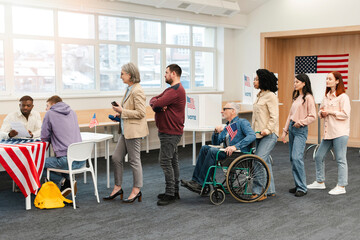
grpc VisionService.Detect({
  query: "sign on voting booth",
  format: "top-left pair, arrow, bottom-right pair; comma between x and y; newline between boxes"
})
185,94 -> 222,128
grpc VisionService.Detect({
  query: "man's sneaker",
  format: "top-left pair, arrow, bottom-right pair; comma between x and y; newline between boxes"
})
328,185 -> 346,195
184,181 -> 202,194
307,181 -> 326,189
180,179 -> 196,187
157,192 -> 180,200
157,195 -> 176,206
60,179 -> 77,197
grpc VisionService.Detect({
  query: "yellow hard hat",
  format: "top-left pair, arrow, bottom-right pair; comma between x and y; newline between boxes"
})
34,181 -> 72,209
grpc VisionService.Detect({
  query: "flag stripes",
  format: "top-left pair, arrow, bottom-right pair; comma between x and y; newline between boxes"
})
295,54 -> 349,88
0,141 -> 49,197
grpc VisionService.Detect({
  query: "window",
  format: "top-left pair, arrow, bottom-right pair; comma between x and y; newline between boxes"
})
0,41 -> 4,91
100,44 -> 130,91
99,16 -> 130,41
0,4 -> 217,97
58,11 -> 95,39
195,51 -> 214,87
62,44 -> 95,91
166,23 -> 190,46
12,6 -> 53,36
13,39 -> 55,93
135,20 -> 161,44
193,26 -> 215,47
166,48 -> 191,89
138,48 -> 161,88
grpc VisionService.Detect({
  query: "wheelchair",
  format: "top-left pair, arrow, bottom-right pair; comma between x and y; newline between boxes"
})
201,147 -> 271,205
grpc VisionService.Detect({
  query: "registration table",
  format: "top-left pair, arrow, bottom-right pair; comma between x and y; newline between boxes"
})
80,132 -> 113,188
0,139 -> 48,210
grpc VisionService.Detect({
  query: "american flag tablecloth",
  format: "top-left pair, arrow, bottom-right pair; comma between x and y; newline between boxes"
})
0,139 -> 49,197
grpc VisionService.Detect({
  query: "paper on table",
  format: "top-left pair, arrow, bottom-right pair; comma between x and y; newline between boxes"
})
10,122 -> 31,138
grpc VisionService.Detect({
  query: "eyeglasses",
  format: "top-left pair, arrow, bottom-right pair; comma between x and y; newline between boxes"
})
223,108 -> 233,111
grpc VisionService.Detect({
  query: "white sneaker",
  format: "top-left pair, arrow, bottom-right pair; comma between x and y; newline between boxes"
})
307,181 -> 326,189
328,185 -> 346,195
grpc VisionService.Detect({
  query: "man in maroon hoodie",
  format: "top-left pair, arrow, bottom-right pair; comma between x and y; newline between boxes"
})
150,64 -> 186,206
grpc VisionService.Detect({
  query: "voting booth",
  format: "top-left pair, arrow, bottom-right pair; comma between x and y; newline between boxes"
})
184,94 -> 222,128
184,94 -> 222,165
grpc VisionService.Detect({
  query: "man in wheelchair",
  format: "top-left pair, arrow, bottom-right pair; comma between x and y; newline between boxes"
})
181,102 -> 256,194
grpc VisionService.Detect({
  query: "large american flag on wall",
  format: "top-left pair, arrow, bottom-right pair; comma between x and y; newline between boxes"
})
0,140 -> 48,197
295,54 -> 349,88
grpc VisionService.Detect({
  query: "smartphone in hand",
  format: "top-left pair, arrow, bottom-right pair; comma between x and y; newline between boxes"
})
111,101 -> 119,106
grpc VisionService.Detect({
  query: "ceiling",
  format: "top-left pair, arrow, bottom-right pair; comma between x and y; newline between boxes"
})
108,0 -> 270,17
235,0 -> 269,14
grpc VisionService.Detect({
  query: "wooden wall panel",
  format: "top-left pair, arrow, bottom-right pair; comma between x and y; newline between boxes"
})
262,29 -> 360,147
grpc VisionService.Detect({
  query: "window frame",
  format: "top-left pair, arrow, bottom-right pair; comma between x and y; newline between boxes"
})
0,3 -> 218,99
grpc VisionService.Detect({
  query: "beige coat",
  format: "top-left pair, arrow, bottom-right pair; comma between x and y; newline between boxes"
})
252,90 -> 279,138
119,83 -> 149,139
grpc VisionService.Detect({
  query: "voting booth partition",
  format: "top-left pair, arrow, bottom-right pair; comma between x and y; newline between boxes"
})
184,94 -> 222,165
184,94 -> 222,129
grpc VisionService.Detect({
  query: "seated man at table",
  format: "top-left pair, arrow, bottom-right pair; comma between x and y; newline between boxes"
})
181,102 -> 256,193
41,95 -> 82,197
0,95 -> 41,139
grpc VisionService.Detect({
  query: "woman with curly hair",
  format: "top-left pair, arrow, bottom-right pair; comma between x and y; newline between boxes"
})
252,69 -> 279,201
281,73 -> 316,197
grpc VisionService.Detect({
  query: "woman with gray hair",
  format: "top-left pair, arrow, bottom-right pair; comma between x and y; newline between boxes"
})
103,62 -> 149,203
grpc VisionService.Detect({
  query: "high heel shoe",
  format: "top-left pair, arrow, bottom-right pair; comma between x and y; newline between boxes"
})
103,189 -> 123,200
123,191 -> 142,203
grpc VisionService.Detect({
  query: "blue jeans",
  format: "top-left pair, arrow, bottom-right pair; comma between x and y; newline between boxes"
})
192,145 -> 226,185
44,156 -> 85,185
254,133 -> 277,194
314,135 -> 349,186
288,121 -> 308,192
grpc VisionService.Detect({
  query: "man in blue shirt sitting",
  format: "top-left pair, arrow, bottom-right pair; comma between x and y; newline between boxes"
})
181,102 -> 256,193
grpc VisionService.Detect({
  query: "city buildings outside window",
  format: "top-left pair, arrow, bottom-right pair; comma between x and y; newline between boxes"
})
0,3 -> 217,96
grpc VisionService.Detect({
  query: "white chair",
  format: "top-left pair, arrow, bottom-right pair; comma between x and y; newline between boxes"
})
47,141 -> 100,209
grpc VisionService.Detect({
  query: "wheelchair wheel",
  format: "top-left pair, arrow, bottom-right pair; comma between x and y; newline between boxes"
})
209,189 -> 225,205
226,154 -> 270,203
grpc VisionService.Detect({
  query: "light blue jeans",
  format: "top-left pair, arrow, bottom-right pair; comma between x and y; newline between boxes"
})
288,121 -> 308,193
43,156 -> 85,185
314,135 -> 349,187
254,133 -> 277,195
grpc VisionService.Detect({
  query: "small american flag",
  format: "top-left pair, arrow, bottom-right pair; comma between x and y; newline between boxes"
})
187,96 -> 195,109
89,113 -> 99,128
244,75 -> 251,87
295,54 -> 349,88
226,123 -> 238,141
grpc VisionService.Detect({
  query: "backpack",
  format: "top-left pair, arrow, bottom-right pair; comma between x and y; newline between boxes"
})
34,181 -> 73,209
